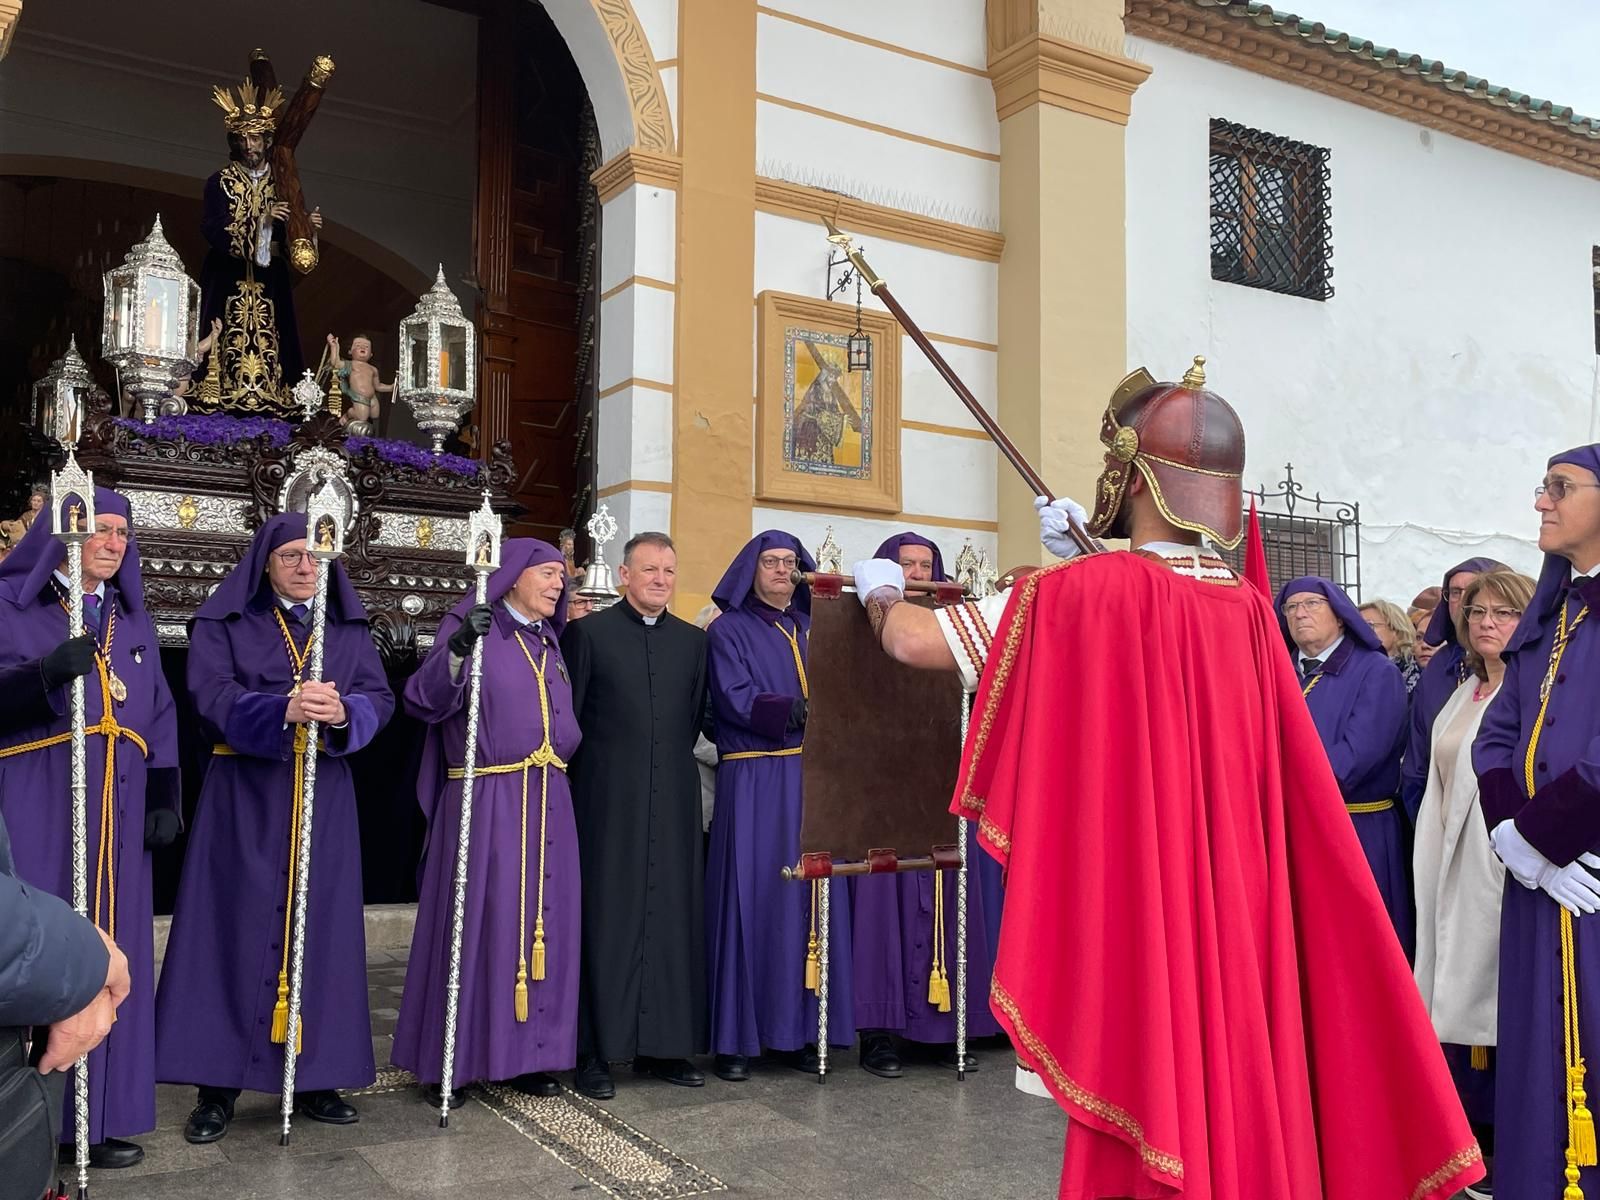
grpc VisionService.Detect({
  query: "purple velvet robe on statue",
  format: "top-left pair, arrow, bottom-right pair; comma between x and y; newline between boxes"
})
1276,576 -> 1412,957
155,514 -> 393,1094
850,533 -> 999,1042
0,490 -> 178,1143
1401,557 -> 1505,822
1474,445 -> 1600,1197
705,531 -> 855,1055
391,540 -> 581,1086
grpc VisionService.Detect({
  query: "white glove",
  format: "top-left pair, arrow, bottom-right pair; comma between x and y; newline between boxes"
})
1542,855 -> 1600,915
850,559 -> 905,607
1491,819 -> 1555,890
1035,495 -> 1090,561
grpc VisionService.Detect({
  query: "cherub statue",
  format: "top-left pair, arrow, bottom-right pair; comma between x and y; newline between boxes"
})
327,333 -> 393,435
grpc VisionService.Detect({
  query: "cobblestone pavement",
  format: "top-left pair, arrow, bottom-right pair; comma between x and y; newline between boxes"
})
89,949 -> 1067,1199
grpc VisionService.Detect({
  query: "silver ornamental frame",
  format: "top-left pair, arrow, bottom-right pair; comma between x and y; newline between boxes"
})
33,335 -> 97,447
101,215 -> 200,426
280,469 -> 349,1145
576,503 -> 619,609
397,266 -> 478,454
292,369 -> 326,424
51,454 -> 95,1199
438,492 -> 502,1125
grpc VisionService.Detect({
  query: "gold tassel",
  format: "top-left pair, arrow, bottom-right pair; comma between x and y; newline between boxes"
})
531,923 -> 547,982
1566,1153 -> 1585,1200
270,971 -> 289,1043
1471,1044 -> 1489,1071
1575,1065 -> 1598,1167
514,961 -> 529,1023
805,880 -> 820,992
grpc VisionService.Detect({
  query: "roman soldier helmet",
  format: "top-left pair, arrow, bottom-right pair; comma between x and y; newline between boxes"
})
1087,355 -> 1246,549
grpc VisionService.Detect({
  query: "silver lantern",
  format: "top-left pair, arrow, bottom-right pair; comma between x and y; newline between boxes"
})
32,335 -> 97,447
102,215 -> 201,425
397,265 -> 476,454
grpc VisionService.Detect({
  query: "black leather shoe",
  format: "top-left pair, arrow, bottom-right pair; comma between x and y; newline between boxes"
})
58,1138 -> 145,1169
771,1046 -> 821,1075
295,1089 -> 358,1125
423,1082 -> 468,1110
712,1054 -> 750,1082
183,1100 -> 232,1145
859,1032 -> 903,1079
636,1057 -> 704,1088
510,1071 -> 562,1098
574,1058 -> 615,1100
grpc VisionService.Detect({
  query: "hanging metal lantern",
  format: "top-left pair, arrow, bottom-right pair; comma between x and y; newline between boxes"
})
847,271 -> 872,373
397,265 -> 477,453
32,335 -> 97,447
101,215 -> 201,424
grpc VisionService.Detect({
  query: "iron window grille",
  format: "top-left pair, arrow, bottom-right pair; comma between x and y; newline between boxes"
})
1210,119 -> 1333,301
1219,463 -> 1361,599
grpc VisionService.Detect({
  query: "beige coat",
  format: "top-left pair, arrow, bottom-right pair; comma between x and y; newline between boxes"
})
1412,679 -> 1505,1046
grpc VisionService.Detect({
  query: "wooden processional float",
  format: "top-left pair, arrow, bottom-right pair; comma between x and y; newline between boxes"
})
787,223 -> 1102,1083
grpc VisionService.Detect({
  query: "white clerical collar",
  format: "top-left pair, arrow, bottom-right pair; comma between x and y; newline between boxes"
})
53,571 -> 106,601
502,599 -> 541,631
1299,634 -> 1343,669
642,614 -> 659,626
1572,564 -> 1600,582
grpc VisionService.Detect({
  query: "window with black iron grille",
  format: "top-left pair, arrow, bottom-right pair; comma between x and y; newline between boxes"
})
1218,465 -> 1361,599
1210,119 -> 1333,301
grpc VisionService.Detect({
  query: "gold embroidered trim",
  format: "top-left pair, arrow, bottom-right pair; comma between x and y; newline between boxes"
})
948,603 -> 987,680
978,811 -> 1010,852
992,978 -> 1184,1181
957,556 -> 1094,816
966,600 -> 994,652
1407,1144 -> 1484,1200
1137,450 -> 1244,480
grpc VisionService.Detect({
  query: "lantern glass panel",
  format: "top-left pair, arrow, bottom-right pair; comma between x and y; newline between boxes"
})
847,332 -> 872,373
144,276 -> 182,354
183,286 -> 200,358
442,324 -> 468,391
109,278 -> 135,353
406,320 -> 431,388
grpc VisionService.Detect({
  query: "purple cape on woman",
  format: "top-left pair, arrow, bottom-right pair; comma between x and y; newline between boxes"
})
1276,576 -> 1412,956
391,539 -> 582,1085
851,532 -> 999,1042
1473,445 -> 1600,1196
154,513 -> 393,1094
1401,557 -> 1505,820
705,531 -> 855,1054
0,489 -> 178,1142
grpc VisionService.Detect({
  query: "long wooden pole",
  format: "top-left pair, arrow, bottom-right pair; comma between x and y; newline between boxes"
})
823,218 -> 1101,557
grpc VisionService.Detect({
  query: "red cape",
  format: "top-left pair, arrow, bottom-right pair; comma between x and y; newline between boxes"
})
953,552 -> 1481,1200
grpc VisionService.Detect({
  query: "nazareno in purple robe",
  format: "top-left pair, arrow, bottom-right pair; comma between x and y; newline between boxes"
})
850,532 -> 999,1043
391,539 -> 582,1086
154,513 -> 393,1095
705,531 -> 855,1055
1276,576 -> 1412,958
0,489 -> 178,1143
1401,557 -> 1506,822
1473,443 -> 1600,1197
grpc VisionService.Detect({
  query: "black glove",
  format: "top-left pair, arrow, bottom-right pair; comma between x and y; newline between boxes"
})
786,697 -> 808,733
144,808 -> 181,850
40,636 -> 97,689
447,605 -> 494,657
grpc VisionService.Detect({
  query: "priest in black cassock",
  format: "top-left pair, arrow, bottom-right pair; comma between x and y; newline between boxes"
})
562,531 -> 708,1099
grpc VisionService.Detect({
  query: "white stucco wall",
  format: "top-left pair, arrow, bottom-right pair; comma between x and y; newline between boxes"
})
1125,37 -> 1598,602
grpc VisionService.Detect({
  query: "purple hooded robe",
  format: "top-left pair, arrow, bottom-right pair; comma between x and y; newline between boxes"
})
705,531 -> 855,1054
391,539 -> 582,1085
0,488 -> 178,1143
1473,444 -> 1600,1196
850,533 -> 999,1042
1401,557 -> 1506,822
1276,576 -> 1412,957
154,513 -> 393,1094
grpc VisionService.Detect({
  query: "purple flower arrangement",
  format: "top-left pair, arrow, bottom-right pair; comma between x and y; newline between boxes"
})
347,436 -> 483,481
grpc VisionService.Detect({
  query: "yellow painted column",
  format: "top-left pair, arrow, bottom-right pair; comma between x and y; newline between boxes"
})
987,0 -> 1150,568
671,1 -> 757,615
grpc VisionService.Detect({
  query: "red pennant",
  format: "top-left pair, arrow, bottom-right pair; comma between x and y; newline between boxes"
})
1243,498 -> 1271,596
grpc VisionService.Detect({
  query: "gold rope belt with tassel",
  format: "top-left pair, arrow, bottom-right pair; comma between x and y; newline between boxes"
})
770,617 -> 827,997
1525,599 -> 1593,1199
928,872 -> 951,1013
0,624 -> 149,941
442,631 -> 565,1022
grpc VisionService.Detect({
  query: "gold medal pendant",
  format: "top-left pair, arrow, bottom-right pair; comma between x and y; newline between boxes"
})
108,670 -> 129,705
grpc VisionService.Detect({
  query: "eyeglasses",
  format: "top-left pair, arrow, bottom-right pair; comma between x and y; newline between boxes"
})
272,550 -> 312,567
1464,605 -> 1523,626
758,555 -> 798,571
1536,478 -> 1600,502
1280,598 -> 1329,616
